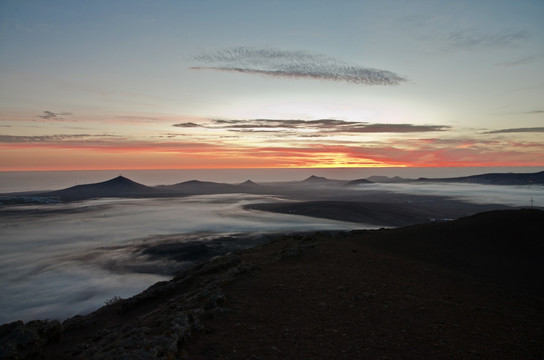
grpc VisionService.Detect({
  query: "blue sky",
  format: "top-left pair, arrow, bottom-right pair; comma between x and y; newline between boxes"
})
0,0 -> 543,170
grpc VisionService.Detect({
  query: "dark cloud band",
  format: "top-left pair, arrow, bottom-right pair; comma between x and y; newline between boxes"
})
483,127 -> 544,134
172,118 -> 449,133
191,47 -> 407,86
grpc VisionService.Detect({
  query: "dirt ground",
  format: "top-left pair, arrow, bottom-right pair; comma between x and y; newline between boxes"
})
185,213 -> 544,359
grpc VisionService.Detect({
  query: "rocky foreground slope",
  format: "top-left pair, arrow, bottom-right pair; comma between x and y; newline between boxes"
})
1,209 -> 543,359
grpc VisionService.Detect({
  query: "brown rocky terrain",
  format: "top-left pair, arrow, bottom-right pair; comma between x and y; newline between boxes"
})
1,209 -> 543,359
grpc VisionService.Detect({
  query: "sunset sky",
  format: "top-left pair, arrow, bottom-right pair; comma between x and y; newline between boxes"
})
0,0 -> 543,170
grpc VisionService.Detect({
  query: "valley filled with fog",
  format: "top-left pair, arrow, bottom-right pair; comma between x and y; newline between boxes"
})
352,182 -> 543,207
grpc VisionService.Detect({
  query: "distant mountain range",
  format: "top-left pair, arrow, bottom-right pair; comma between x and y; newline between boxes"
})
1,170 -> 541,203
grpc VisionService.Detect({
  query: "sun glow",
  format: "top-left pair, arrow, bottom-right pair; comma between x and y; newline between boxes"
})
4,138 -> 540,171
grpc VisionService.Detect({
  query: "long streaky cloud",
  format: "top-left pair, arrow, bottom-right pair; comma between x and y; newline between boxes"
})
447,30 -> 530,50
172,119 -> 449,133
483,127 -> 544,134
0,134 -> 117,143
344,123 -> 449,133
191,47 -> 407,86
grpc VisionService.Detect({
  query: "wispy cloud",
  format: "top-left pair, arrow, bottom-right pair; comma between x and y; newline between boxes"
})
341,123 -> 449,133
483,127 -> 544,134
116,115 -> 166,123
37,111 -> 73,121
447,29 -> 530,50
0,134 -> 118,143
495,55 -> 540,67
191,47 -> 407,86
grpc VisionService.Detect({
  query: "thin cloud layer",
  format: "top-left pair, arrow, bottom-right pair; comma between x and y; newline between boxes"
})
495,55 -> 540,67
483,127 -> 544,134
447,29 -> 530,50
191,47 -> 407,85
0,134 -> 113,143
2,131 -> 543,170
173,119 -> 448,133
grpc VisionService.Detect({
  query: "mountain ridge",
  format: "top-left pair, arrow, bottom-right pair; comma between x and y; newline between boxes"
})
11,169 -> 542,203
416,170 -> 544,185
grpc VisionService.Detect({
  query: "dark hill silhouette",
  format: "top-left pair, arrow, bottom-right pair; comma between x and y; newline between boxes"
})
345,178 -> 373,186
43,176 -> 164,201
301,175 -> 345,185
358,208 -> 544,297
366,175 -> 408,183
159,180 -> 239,194
302,175 -> 329,183
159,179 -> 265,195
418,170 -> 544,185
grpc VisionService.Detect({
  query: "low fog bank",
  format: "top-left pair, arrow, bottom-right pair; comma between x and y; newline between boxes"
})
0,194 -> 362,324
0,232 -> 280,324
349,182 -> 543,207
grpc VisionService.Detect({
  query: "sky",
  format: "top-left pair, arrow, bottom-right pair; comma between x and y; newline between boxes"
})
0,0 -> 543,171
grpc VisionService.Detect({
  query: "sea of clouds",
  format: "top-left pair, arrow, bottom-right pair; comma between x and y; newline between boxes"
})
0,194 -> 364,324
353,182 -> 543,207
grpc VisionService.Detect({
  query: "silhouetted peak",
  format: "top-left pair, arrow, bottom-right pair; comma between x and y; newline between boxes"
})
240,180 -> 259,186
105,175 -> 135,184
42,175 -> 158,201
182,180 -> 206,185
345,178 -> 373,186
98,176 -> 149,188
303,175 -> 329,183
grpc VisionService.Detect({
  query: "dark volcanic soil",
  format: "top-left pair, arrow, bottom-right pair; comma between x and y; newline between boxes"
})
186,210 -> 544,360
1,209 -> 543,360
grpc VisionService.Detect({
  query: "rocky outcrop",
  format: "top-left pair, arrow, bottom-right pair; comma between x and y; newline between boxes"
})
0,320 -> 62,360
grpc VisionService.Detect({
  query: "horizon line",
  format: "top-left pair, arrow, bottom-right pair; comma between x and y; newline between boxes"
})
3,165 -> 544,172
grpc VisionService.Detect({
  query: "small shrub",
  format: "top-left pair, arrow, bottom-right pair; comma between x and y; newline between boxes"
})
104,296 -> 123,306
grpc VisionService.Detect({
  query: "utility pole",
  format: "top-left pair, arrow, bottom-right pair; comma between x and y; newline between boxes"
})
530,197 -> 534,209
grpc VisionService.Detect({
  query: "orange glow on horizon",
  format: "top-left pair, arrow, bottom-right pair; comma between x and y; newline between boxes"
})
1,139 -> 543,171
